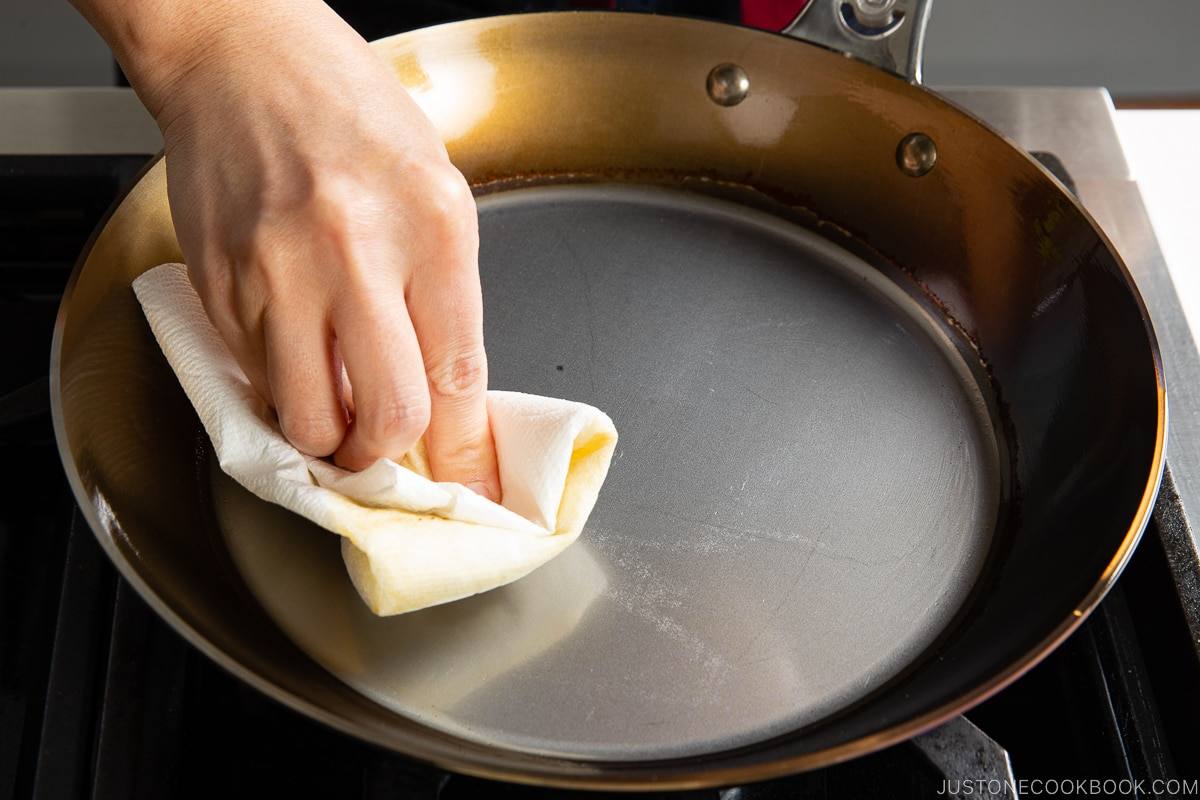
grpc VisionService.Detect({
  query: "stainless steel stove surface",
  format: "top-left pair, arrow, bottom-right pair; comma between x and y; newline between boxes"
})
2,87 -> 1199,798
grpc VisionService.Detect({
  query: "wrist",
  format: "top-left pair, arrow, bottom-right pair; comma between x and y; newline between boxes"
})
73,0 -> 309,121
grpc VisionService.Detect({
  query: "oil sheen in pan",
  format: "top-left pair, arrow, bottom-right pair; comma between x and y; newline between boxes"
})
213,184 -> 1002,761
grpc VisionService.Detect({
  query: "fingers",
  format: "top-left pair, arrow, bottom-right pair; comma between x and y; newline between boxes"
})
264,304 -> 347,457
405,170 -> 498,500
408,255 -> 499,502
332,291 -> 431,472
182,170 -> 499,502
187,261 -> 274,406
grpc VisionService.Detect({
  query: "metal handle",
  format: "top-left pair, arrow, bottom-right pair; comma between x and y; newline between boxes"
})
910,715 -> 1017,798
781,0 -> 932,83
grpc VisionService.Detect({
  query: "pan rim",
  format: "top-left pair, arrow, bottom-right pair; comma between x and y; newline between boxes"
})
49,12 -> 1167,790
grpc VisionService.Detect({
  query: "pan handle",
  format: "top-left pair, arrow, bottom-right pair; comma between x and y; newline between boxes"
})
780,0 -> 932,83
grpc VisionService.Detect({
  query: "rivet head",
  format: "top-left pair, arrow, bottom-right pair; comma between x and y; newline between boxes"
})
706,63 -> 750,107
852,0 -> 898,29
897,132 -> 937,177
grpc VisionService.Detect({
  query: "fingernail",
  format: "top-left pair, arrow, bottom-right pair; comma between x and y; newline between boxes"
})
465,480 -> 498,502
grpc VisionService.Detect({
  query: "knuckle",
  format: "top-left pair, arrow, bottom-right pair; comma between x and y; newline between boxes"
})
434,168 -> 475,208
309,175 -> 357,219
306,180 -> 394,269
420,168 -> 477,234
309,185 -> 365,244
281,174 -> 375,246
427,348 -> 487,402
279,410 -> 345,457
436,440 -> 494,481
362,390 -> 431,444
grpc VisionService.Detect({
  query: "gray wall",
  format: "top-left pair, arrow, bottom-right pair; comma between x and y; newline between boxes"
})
3,0 -> 1199,96
1,0 -> 113,86
923,0 -> 1200,95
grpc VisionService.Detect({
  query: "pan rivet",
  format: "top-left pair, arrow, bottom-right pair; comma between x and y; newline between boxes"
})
706,63 -> 750,107
897,132 -> 937,177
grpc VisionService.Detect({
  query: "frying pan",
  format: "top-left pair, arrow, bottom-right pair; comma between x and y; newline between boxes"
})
52,5 -> 1165,790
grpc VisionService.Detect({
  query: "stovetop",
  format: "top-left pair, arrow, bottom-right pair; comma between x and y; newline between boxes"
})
3,88 -> 1200,799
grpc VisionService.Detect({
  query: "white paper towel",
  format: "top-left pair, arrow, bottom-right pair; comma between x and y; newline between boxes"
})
132,263 -> 618,616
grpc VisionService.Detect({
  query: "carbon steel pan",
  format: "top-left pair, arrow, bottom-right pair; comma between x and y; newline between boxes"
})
215,185 -> 1000,759
53,12 -> 1164,788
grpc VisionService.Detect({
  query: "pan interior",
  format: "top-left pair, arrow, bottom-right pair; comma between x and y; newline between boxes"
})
213,184 -> 1001,761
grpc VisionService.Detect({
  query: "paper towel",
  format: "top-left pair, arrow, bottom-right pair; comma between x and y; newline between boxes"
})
132,262 -> 618,615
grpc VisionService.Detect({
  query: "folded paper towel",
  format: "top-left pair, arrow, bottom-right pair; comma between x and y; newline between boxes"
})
132,263 -> 618,616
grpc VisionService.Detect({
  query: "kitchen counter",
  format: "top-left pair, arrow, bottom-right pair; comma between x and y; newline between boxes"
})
0,88 -> 159,155
1116,110 -> 1200,344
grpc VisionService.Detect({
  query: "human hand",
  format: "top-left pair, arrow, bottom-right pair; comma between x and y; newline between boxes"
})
84,0 -> 500,498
